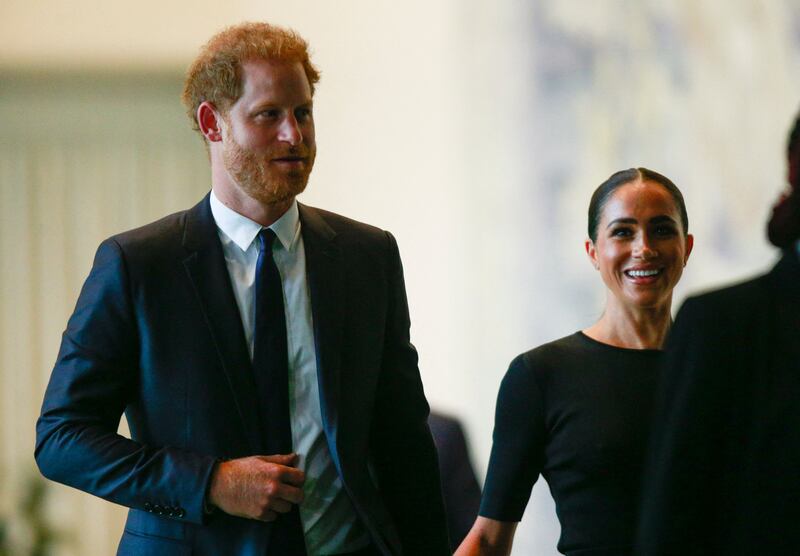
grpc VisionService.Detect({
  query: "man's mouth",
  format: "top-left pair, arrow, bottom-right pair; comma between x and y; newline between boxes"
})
271,156 -> 307,168
272,156 -> 305,162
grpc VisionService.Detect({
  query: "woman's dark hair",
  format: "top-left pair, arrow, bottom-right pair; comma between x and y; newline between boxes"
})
587,167 -> 689,242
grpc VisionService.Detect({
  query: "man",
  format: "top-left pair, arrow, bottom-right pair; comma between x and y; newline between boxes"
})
634,112 -> 800,555
35,22 -> 449,556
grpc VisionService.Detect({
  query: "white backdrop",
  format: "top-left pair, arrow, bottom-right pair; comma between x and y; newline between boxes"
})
2,1 -> 800,554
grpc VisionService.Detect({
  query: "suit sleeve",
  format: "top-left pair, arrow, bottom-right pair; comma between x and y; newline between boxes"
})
369,231 -> 450,555
35,238 -> 217,525
634,297 -> 734,556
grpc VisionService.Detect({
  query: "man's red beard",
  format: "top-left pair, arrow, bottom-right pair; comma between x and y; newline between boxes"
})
222,137 -> 315,205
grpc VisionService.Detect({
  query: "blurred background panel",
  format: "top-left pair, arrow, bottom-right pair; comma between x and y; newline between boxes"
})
1,1 -> 799,554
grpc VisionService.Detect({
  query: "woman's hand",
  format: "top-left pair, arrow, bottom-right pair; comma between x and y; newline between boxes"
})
455,516 -> 517,556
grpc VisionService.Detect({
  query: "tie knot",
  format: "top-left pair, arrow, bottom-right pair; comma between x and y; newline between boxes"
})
258,228 -> 277,253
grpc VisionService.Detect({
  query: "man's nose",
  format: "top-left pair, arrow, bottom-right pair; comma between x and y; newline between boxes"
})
278,115 -> 303,145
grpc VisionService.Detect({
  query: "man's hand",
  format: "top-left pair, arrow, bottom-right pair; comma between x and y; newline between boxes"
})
207,454 -> 305,522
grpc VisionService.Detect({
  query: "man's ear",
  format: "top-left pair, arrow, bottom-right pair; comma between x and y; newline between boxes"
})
585,238 -> 599,270
197,102 -> 223,142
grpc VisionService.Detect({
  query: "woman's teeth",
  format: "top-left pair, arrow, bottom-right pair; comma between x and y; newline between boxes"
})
625,269 -> 661,277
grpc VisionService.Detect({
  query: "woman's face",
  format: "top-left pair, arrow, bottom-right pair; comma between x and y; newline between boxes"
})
586,179 -> 693,311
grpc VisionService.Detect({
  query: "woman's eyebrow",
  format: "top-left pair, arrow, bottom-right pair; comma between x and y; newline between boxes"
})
606,217 -> 637,228
649,215 -> 677,224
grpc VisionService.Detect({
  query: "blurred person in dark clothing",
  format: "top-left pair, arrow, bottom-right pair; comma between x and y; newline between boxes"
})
429,411 -> 482,550
635,111 -> 800,556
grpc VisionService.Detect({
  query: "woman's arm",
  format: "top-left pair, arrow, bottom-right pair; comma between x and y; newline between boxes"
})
455,517 -> 517,556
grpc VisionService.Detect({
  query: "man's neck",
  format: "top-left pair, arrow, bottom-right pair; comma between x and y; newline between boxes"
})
212,184 -> 294,228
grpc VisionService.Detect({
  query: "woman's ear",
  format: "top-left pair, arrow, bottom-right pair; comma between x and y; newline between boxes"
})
683,234 -> 694,266
585,238 -> 599,270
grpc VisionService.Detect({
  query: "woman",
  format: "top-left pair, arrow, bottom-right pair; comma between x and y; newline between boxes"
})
456,168 -> 694,556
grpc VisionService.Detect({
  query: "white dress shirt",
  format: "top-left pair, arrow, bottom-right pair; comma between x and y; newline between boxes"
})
210,191 -> 370,555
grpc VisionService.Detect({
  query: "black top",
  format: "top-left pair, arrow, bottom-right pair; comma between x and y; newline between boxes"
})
480,332 -> 661,556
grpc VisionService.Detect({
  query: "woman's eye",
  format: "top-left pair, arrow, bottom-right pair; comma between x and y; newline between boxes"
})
655,226 -> 678,236
611,227 -> 632,237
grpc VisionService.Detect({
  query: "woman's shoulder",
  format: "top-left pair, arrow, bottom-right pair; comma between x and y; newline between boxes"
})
495,334 -> 587,409
507,332 -> 587,379
517,332 -> 587,364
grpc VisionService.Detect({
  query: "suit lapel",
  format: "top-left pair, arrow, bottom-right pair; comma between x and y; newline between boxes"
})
181,194 -> 266,453
299,204 -> 344,460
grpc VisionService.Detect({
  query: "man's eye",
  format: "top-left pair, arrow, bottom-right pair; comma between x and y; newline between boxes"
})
258,109 -> 280,119
296,108 -> 312,120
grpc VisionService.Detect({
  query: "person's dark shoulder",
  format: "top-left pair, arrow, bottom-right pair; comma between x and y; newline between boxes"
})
505,333 -> 585,391
111,208 -> 188,249
299,203 -> 397,266
669,270 -> 776,360
675,270 -> 773,341
84,200 -> 200,286
428,411 -> 461,438
300,203 -> 387,239
428,412 -> 466,454
683,271 -> 770,316
516,333 -> 585,375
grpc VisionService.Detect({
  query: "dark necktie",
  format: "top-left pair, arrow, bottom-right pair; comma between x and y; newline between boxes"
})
253,229 -> 306,555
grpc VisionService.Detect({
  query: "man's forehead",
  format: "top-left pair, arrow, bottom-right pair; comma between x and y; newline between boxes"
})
239,58 -> 311,97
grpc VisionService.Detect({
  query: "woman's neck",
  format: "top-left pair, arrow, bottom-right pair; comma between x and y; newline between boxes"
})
583,298 -> 673,350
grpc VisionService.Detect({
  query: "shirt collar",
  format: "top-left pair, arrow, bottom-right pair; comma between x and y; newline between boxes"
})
210,190 -> 301,253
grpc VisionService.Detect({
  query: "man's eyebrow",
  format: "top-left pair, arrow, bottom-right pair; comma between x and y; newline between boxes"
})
249,100 -> 314,111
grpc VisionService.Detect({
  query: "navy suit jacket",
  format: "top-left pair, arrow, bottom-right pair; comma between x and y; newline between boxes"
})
635,250 -> 800,555
35,195 -> 449,555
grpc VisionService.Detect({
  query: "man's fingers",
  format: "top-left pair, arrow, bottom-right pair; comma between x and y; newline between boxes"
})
270,499 -> 292,514
276,465 -> 305,487
209,455 -> 307,522
259,510 -> 278,522
275,483 -> 305,505
258,453 -> 298,466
